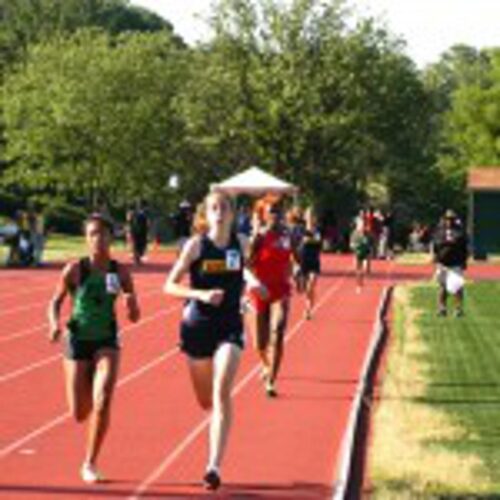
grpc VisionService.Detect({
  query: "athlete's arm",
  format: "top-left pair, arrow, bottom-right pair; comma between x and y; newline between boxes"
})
238,234 -> 268,300
47,262 -> 76,343
246,230 -> 263,270
118,264 -> 140,322
164,235 -> 223,306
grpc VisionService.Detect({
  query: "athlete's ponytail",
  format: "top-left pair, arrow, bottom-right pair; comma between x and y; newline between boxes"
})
192,202 -> 209,235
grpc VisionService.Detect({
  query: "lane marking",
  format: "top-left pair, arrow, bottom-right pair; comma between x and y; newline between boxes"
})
0,304 -> 180,383
130,276 -> 348,499
0,346 -> 180,458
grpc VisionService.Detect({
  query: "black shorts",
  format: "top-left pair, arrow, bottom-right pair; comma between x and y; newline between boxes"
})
180,315 -> 244,360
64,335 -> 120,361
300,259 -> 321,275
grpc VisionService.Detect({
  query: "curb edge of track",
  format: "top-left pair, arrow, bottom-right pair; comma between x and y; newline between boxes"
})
332,285 -> 393,500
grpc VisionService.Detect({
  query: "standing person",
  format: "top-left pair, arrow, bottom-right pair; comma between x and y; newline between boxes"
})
31,205 -> 46,266
171,200 -> 193,254
130,202 -> 149,265
297,207 -> 322,319
164,192 -> 266,491
48,213 -> 140,483
248,201 -> 295,398
432,209 -> 469,317
350,217 -> 371,293
286,206 -> 306,293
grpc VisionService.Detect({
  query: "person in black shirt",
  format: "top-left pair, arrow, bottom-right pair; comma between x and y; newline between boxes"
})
164,191 -> 266,491
129,203 -> 149,265
297,208 -> 322,319
432,210 -> 469,317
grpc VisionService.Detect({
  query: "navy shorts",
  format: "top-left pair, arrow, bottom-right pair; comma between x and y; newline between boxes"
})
64,335 -> 120,361
300,259 -> 321,275
180,314 -> 244,359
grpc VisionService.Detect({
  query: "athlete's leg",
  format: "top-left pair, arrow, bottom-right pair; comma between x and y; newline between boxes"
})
63,358 -> 93,423
268,297 -> 290,393
187,357 -> 214,410
251,305 -> 271,378
83,348 -> 120,470
355,257 -> 364,291
305,273 -> 318,318
207,343 -> 241,473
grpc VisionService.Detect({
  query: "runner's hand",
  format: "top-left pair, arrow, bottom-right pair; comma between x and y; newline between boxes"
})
254,284 -> 269,301
201,289 -> 225,306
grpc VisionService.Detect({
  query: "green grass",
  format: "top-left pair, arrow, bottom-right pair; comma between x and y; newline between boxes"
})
44,233 -> 128,261
395,252 -> 432,265
414,282 -> 500,483
1,233 -> 128,265
369,281 -> 500,498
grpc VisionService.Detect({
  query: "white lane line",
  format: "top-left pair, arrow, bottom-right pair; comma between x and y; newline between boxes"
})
0,287 -> 165,343
0,346 -> 180,458
129,276 -> 348,499
0,284 -> 163,318
0,304 -> 180,383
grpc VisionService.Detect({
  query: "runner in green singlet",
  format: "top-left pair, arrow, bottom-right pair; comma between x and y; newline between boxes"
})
350,217 -> 371,293
48,213 -> 140,484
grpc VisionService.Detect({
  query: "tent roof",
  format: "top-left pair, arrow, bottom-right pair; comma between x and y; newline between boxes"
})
210,166 -> 298,196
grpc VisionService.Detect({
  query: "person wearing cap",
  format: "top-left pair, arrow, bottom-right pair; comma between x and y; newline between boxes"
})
432,209 -> 469,317
48,213 -> 140,483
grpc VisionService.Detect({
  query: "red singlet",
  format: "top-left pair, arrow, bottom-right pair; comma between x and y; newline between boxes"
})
250,229 -> 292,312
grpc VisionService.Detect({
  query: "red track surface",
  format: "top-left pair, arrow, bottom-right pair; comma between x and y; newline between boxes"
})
1,253 -> 499,499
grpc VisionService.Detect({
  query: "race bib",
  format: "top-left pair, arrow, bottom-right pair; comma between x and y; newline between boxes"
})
226,249 -> 242,271
105,273 -> 121,294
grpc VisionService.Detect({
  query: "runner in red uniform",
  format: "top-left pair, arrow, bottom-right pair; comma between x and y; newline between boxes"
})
248,202 -> 296,397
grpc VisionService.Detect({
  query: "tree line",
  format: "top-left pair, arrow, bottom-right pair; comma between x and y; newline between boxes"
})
1,0 -> 499,232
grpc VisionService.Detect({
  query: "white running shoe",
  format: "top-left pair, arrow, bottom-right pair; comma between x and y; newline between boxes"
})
80,463 -> 104,484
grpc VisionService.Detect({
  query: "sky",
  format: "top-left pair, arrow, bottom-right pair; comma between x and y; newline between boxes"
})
131,0 -> 500,67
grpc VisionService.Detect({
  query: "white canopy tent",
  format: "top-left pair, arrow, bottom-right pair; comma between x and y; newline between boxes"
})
210,166 -> 298,197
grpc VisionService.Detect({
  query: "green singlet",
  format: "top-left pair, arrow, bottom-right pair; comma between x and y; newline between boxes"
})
67,258 -> 120,341
352,232 -> 371,260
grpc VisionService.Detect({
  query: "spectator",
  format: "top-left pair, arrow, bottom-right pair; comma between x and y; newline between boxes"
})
130,202 -> 149,265
171,200 -> 194,253
432,209 -> 469,317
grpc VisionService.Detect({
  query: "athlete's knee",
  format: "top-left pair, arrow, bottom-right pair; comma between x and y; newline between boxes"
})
212,393 -> 231,417
197,395 -> 212,411
93,391 -> 113,417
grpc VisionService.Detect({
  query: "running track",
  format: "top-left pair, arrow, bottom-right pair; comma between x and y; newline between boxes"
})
1,253 -> 499,499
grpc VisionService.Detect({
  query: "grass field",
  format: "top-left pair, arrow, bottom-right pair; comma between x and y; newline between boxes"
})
395,252 -> 432,265
1,233 -> 128,266
369,281 -> 500,498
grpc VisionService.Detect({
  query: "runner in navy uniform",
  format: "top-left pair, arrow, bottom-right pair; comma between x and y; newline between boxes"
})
297,208 -> 322,319
164,191 -> 266,491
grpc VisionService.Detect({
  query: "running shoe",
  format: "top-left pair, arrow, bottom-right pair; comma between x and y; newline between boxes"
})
203,469 -> 221,490
265,381 -> 277,398
80,463 -> 104,484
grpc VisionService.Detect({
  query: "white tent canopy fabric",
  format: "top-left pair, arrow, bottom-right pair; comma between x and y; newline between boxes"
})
210,166 -> 298,196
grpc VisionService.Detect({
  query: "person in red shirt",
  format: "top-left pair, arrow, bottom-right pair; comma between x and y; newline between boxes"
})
248,202 -> 296,397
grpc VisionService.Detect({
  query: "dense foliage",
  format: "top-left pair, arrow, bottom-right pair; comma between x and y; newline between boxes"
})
1,0 -> 498,228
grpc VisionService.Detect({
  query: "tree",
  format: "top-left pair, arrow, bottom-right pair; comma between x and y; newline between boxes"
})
177,0 -> 434,220
2,29 -> 186,209
423,46 -> 499,211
